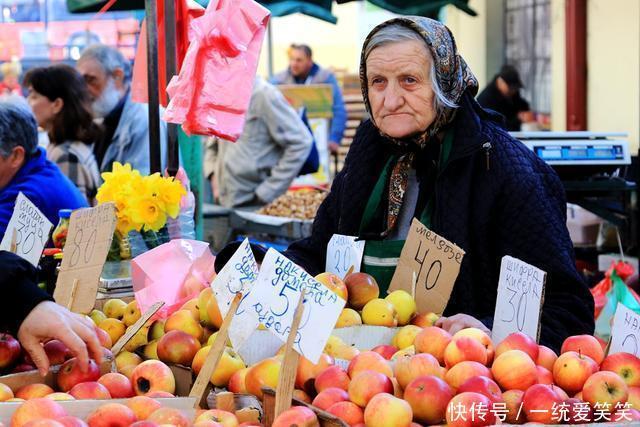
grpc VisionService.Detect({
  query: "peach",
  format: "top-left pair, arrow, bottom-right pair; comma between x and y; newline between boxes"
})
16,383 -> 55,400
403,375 -> 454,425
347,351 -> 392,379
10,398 -> 67,427
552,351 -> 598,394
245,357 -> 281,399
272,406 -> 318,427
157,330 -> 201,366
228,367 -> 249,394
364,393 -> 412,427
126,396 -> 162,420
179,298 -> 200,322
147,408 -> 191,427
146,391 -> 174,398
413,326 -> 452,365
445,361 -> 492,390
561,334 -> 605,365
393,353 -> 443,389
601,352 -> 640,387
312,387 -> 349,411
348,370 -> 393,408
315,365 -> 350,392
86,403 -> 136,427
98,372 -> 134,398
69,382 -> 111,400
536,345 -> 558,372
344,272 -> 379,310
326,401 -> 364,425
164,310 -> 203,341
491,349 -> 537,391
495,332 -> 539,361
444,337 -> 488,368
131,360 -> 176,396
56,358 -> 101,392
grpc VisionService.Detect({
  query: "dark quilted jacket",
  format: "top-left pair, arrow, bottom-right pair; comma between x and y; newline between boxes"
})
285,92 -> 595,352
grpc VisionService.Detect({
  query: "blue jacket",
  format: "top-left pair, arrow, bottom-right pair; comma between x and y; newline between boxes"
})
0,148 -> 87,236
271,63 -> 347,144
285,92 -> 594,352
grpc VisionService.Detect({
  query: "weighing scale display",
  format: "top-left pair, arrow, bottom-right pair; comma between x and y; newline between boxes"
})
534,145 -> 624,162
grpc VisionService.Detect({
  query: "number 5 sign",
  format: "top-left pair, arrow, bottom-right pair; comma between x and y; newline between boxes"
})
54,203 -> 117,313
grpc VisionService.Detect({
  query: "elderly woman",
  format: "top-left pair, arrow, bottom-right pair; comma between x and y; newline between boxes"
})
285,17 -> 594,351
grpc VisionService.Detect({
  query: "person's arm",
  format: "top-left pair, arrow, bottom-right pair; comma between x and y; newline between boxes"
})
326,74 -> 347,153
254,87 -> 313,204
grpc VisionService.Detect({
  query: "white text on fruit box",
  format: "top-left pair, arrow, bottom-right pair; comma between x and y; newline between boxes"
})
610,302 -> 640,356
243,248 -> 346,363
212,238 -> 260,349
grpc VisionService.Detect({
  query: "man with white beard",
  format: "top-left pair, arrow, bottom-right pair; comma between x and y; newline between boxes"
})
76,45 -> 167,174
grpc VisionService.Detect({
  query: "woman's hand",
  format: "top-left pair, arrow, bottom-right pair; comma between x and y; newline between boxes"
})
435,313 -> 491,336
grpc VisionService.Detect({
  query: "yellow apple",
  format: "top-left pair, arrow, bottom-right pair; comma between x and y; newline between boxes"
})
89,309 -> 107,326
123,301 -> 142,326
192,346 -> 246,387
361,299 -> 398,327
99,318 -> 126,344
103,299 -> 128,320
198,288 -> 214,327
391,325 -> 422,350
335,308 -> 362,328
115,351 -> 143,371
180,298 -> 200,322
165,309 -> 204,341
143,340 -> 159,360
149,320 -> 165,341
385,290 -> 416,326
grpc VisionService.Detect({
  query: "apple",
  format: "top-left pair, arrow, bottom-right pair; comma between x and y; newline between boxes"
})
364,393 -> 412,427
392,325 -> 422,349
56,358 -> 101,392
12,363 -> 36,373
326,401 -> 364,426
315,272 -> 348,301
453,328 -> 495,364
179,298 -> 200,322
146,391 -> 174,398
58,416 -> 89,427
126,396 -> 162,420
157,330 -> 201,366
22,420 -> 66,427
385,290 -> 417,326
43,340 -> 73,366
98,319 -> 126,344
296,353 -> 334,393
205,295 -> 224,330
131,360 -> 176,396
228,367 -> 250,394
129,423 -> 159,427
315,365 -> 350,392
370,345 -> 398,361
89,310 -> 107,326
347,351 -> 393,379
552,350 -> 598,394
10,398 -> 67,427
164,310 -> 204,341
0,382 -> 13,401
536,365 -> 554,385
335,308 -> 362,328
143,341 -> 159,360
115,351 -> 142,371
348,370 -> 394,408
46,393 -> 75,401
123,323 -> 151,353
0,333 -> 21,369
413,326 -> 452,365
272,406 -> 319,427
458,376 -> 503,403
69,382 -> 111,400
102,299 -> 127,320
444,337 -> 488,368
390,346 -> 415,361
16,383 -> 55,400
491,349 -> 537,391
393,353 -> 443,389
344,272 -> 379,309
582,370 -> 629,409
312,387 -> 349,411
601,352 -> 640,387
361,299 -> 398,327
195,409 -> 239,427
445,392 -> 497,427
445,361 -> 493,390
98,372 -> 134,398
293,389 -> 311,404
536,345 -> 557,372
123,300 -> 142,326
245,357 -> 281,399
192,346 -> 245,387
612,407 -> 640,422
523,384 -> 564,424
561,334 -> 605,365
410,312 -> 439,328
147,408 -> 191,427
86,403 -> 136,427
149,320 -> 166,341
565,397 -> 593,424
628,386 -> 640,409
403,375 -> 454,425
502,389 -> 525,424
495,332 -> 539,361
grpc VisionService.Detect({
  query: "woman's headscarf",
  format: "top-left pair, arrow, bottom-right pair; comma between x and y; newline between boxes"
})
360,17 -> 478,236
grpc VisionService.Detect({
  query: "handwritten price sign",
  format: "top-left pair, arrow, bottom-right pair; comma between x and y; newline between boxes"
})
492,256 -> 547,344
212,238 -> 260,349
242,249 -> 345,363
610,303 -> 640,357
0,192 -> 53,266
326,234 -> 365,278
54,203 -> 116,313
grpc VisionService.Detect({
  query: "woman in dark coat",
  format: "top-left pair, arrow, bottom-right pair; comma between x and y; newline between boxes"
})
284,17 -> 594,352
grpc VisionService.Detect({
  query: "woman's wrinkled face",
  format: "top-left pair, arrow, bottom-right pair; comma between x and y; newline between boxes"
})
366,40 -> 436,139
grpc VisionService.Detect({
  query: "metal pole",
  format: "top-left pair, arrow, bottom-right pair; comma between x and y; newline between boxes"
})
145,0 -> 161,174
164,0 -> 180,177
267,20 -> 274,79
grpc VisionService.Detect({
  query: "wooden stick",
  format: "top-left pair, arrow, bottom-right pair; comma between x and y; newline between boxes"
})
111,302 -> 165,355
66,279 -> 79,311
274,290 -> 306,419
190,292 -> 242,409
9,229 -> 17,254
344,265 -> 354,280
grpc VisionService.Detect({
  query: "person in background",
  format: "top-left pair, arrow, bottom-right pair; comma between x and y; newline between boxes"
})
205,77 -> 312,208
476,64 -> 533,131
24,65 -> 101,203
271,44 -> 347,154
1,251 -> 102,376
0,59 -> 22,97
0,102 -> 86,236
76,44 -> 167,174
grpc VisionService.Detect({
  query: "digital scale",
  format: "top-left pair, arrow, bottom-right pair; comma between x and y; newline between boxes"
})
511,131 -> 631,180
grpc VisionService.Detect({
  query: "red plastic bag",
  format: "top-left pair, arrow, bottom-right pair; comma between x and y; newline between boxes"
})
163,0 -> 270,140
592,260 -> 637,318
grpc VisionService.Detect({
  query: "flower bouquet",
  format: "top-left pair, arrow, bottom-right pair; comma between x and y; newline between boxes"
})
97,162 -> 187,260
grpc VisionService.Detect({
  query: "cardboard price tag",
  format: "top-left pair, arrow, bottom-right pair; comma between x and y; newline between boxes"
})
491,256 -> 547,345
609,303 -> 640,356
0,192 -> 53,266
211,238 -> 260,349
242,249 -> 346,363
388,218 -> 465,315
54,204 -> 117,314
326,234 -> 365,279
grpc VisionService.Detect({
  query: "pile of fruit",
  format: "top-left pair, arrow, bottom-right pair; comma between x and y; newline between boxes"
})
257,190 -> 327,220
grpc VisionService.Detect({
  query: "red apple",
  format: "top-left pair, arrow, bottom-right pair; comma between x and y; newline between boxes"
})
601,352 -> 640,387
413,327 -> 452,365
444,337 -> 488,368
523,384 -> 564,424
552,351 -> 598,394
344,273 -> 379,310
12,363 -> 36,373
43,340 -> 73,366
296,353 -> 334,393
69,382 -> 111,400
535,365 -> 553,385
10,398 -> 67,427
326,401 -> 364,426
131,360 -> 176,396
561,335 -> 605,365
312,387 -> 349,411
502,389 -> 526,424
445,361 -> 492,390
410,312 -> 439,328
0,333 -> 21,369
315,365 -> 350,393
315,272 -> 348,301
536,345 -> 558,372
16,383 -> 55,400
347,351 -> 393,379
57,358 -> 101,392
156,330 -> 201,366
364,393 -> 412,427
273,406 -> 319,427
495,332 -> 539,361
371,345 -> 398,361
98,372 -> 134,398
491,349 -> 537,391
458,376 -> 503,403
582,370 -> 629,409
348,370 -> 394,408
445,391 -> 497,427
393,353 -> 442,389
86,403 -> 136,427
453,328 -> 495,365
403,375 -> 454,425
147,408 -> 191,427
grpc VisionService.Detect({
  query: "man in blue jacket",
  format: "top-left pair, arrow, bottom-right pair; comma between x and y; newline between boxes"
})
271,44 -> 347,155
0,102 -> 87,237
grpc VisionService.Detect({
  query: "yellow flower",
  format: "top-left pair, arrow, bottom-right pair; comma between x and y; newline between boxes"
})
157,178 -> 186,218
130,196 -> 167,232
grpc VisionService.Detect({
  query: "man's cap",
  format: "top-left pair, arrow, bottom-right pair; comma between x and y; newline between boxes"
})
214,241 -> 268,274
498,65 -> 524,89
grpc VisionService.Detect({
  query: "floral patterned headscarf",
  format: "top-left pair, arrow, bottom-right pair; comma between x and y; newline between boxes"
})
360,17 -> 478,235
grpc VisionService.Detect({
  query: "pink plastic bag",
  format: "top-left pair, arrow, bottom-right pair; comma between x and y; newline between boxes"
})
131,239 -> 216,318
163,0 -> 270,140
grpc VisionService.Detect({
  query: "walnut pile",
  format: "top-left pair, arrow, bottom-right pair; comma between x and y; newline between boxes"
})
258,190 -> 327,220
